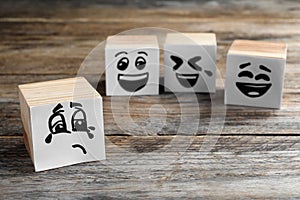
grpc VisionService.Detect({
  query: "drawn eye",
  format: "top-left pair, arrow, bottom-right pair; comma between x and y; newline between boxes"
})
73,119 -> 87,131
255,74 -> 270,81
72,110 -> 87,132
46,103 -> 71,144
135,56 -> 146,70
52,121 -> 66,133
188,56 -> 202,71
46,115 -> 68,143
117,57 -> 129,71
170,55 -> 183,70
50,115 -> 68,134
238,71 -> 254,79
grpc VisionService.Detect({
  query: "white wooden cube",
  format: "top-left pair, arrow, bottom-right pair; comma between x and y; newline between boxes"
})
105,35 -> 160,96
225,40 -> 287,109
164,33 -> 217,93
18,77 -> 106,172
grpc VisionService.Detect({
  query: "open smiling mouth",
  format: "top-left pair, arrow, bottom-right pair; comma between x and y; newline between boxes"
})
176,73 -> 199,88
236,82 -> 272,98
118,72 -> 149,92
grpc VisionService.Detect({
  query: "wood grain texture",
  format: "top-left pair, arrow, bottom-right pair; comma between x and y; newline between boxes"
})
0,0 -> 300,199
229,40 -> 287,59
1,136 -> 300,199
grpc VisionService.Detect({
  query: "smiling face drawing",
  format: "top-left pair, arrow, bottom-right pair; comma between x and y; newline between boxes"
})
45,102 -> 95,155
115,51 -> 149,92
236,62 -> 272,98
170,55 -> 213,88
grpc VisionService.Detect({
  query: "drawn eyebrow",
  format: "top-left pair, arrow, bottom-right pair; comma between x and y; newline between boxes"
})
239,62 -> 251,69
259,65 -> 271,73
70,102 -> 82,108
52,103 -> 63,113
115,51 -> 128,57
137,51 -> 148,56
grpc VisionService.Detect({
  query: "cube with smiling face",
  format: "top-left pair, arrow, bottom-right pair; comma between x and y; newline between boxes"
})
225,40 -> 287,109
105,35 -> 160,96
164,33 -> 217,93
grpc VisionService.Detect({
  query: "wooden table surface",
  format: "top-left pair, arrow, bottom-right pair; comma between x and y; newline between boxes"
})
1,0 -> 300,199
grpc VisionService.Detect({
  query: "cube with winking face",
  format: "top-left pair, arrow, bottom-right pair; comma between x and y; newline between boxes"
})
164,33 -> 217,93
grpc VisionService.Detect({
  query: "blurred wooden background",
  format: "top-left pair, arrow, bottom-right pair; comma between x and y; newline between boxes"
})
0,0 -> 300,199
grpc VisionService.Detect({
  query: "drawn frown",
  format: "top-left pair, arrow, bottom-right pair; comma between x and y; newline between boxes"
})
45,102 -> 95,155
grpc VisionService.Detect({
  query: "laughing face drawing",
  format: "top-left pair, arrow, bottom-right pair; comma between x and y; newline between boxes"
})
115,51 -> 149,92
170,55 -> 213,88
236,62 -> 272,98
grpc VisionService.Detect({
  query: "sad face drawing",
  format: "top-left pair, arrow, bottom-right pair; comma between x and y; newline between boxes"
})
45,102 -> 95,155
115,51 -> 149,92
170,55 -> 213,88
236,62 -> 272,98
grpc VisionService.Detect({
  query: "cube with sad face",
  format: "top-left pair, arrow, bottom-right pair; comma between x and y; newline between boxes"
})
105,35 -> 160,96
18,77 -> 105,171
225,40 -> 287,109
164,33 -> 217,93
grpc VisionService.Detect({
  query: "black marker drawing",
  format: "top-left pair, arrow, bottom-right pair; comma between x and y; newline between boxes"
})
135,56 -> 146,70
188,56 -> 202,71
236,62 -> 272,98
72,144 -> 87,154
204,70 -> 213,77
170,55 -> 213,88
117,57 -> 129,71
171,55 -> 183,71
116,51 -> 149,92
45,103 -> 71,144
115,51 -> 128,57
70,102 -> 95,139
45,102 -> 96,155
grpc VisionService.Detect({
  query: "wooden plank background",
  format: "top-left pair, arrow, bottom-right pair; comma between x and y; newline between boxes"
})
0,0 -> 300,199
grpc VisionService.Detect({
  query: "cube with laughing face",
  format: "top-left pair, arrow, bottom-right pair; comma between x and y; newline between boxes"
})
225,40 -> 287,109
105,35 -> 160,96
